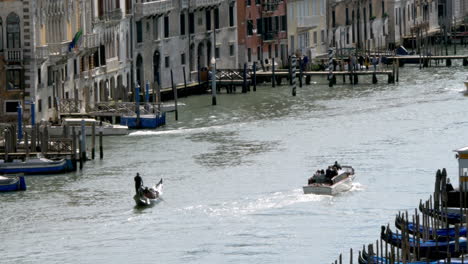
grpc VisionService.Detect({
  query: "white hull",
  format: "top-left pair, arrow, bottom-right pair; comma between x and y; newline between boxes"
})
47,125 -> 129,136
303,175 -> 355,195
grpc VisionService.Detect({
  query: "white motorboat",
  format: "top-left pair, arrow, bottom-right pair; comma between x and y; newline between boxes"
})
303,166 -> 355,195
48,118 -> 129,136
133,179 -> 163,206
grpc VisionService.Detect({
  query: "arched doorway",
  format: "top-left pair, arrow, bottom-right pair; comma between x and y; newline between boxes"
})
189,43 -> 195,72
110,77 -> 116,101
99,80 -> 105,102
136,54 -> 143,87
206,41 -> 212,67
153,50 -> 160,85
197,43 -> 205,70
117,75 -> 123,101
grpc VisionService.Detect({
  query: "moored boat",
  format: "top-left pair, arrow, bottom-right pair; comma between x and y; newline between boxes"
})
0,158 -> 71,175
0,175 -> 26,192
395,215 -> 466,240
133,179 -> 163,206
46,118 -> 129,136
359,247 -> 468,264
381,226 -> 466,260
303,165 -> 355,195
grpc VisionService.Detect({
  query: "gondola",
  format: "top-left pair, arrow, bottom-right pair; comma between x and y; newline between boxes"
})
133,179 -> 163,207
380,226 -> 466,260
395,215 -> 467,240
418,202 -> 464,225
0,175 -> 26,192
359,247 -> 468,264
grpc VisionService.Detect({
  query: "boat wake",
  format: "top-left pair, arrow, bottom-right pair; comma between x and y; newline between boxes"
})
349,182 -> 365,192
181,189 -> 331,217
128,125 -> 225,137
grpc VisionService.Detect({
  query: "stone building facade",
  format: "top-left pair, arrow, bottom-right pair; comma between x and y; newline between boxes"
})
133,0 -> 238,91
287,0 -> 328,59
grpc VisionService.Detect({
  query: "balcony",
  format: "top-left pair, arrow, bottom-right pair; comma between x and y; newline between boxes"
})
297,16 -> 322,30
48,41 -> 71,57
182,0 -> 224,9
262,1 -> 280,13
263,31 -> 278,42
135,0 -> 174,18
5,48 -> 23,63
36,46 -> 49,60
83,33 -> 100,49
99,8 -> 123,23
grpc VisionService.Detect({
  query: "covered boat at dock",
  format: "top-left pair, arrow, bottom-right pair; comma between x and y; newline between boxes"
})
303,165 -> 355,195
0,175 -> 26,192
0,158 -> 71,175
418,202 -> 464,225
380,226 -> 466,260
134,179 -> 163,207
395,215 -> 467,240
359,247 -> 468,264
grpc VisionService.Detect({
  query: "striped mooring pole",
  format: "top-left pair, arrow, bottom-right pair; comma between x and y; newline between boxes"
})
328,48 -> 334,87
291,55 -> 297,96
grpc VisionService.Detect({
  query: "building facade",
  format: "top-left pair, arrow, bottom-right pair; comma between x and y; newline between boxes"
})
237,0 -> 288,67
133,0 -> 238,91
287,0 -> 327,59
329,0 -> 440,52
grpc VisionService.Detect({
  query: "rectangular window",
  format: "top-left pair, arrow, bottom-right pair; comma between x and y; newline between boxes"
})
313,31 -> 317,44
247,0 -> 251,6
37,68 -> 41,84
38,99 -> 42,112
180,14 -> 186,35
281,16 -> 287,31
47,66 -> 53,86
214,8 -> 219,29
346,8 -> 349,25
6,69 -> 21,90
274,44 -> 278,58
48,96 -> 52,109
257,18 -> 263,35
164,16 -> 169,38
215,47 -> 220,58
5,101 -> 20,113
247,48 -> 251,62
229,5 -> 234,27
74,59 -> 77,75
369,3 -> 373,18
189,13 -> 195,34
165,56 -> 170,68
257,46 -> 261,61
153,17 -> 159,40
136,21 -> 143,43
268,44 -> 271,58
205,10 -> 211,31
332,11 -> 336,28
181,53 -> 186,65
247,20 -> 253,35
321,30 -> 325,43
229,45 -> 234,56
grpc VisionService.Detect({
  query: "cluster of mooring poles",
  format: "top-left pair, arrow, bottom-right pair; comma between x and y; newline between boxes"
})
1,102 -> 104,173
332,168 -> 468,263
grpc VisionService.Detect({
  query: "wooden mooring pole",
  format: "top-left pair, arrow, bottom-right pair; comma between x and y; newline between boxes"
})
91,122 -> 96,160
99,122 -> 103,159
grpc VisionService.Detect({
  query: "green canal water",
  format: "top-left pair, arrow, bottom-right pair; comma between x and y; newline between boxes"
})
1,54 -> 468,263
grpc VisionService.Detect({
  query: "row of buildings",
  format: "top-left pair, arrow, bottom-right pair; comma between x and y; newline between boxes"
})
0,0 -> 467,123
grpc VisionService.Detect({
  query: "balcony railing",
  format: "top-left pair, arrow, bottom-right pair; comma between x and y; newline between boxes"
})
262,1 -> 280,13
5,48 -> 22,62
263,31 -> 278,41
48,41 -> 71,57
297,16 -> 322,29
135,0 -> 174,18
100,8 -> 123,22
36,46 -> 49,60
83,33 -> 100,49
182,0 -> 223,9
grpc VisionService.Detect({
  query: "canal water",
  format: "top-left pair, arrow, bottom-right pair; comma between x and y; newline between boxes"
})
2,57 -> 468,263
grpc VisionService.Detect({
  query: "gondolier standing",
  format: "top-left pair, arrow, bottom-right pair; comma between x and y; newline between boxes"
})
134,173 -> 143,194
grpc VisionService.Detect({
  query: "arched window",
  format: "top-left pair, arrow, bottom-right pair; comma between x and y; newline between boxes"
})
6,13 -> 20,49
0,18 -> 3,51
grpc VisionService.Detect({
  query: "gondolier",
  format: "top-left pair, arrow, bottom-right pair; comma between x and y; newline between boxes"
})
134,173 -> 143,194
